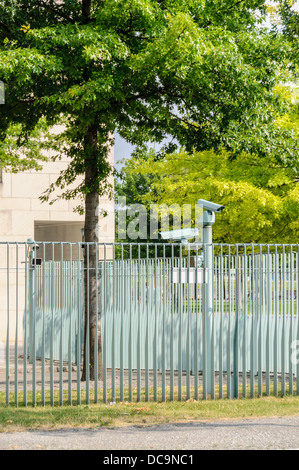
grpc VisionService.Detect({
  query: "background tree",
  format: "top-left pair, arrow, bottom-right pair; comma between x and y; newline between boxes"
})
117,146 -> 299,244
116,84 -> 299,244
0,0 -> 298,379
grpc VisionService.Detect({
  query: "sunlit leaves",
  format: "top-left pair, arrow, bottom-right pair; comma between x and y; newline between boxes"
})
0,0 -> 298,196
117,148 -> 299,243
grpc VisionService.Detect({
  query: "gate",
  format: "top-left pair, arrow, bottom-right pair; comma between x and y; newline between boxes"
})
0,241 -> 299,406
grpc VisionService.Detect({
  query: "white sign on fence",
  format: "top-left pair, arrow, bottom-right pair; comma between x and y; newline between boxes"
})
0,81 -> 4,104
171,267 -> 205,284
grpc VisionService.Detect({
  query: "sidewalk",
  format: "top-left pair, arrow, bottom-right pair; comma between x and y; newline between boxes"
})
0,416 -> 299,450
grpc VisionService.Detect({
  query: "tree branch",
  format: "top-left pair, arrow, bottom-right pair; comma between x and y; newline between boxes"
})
0,20 -> 11,35
38,1 -> 78,23
82,0 -> 92,24
202,0 -> 255,28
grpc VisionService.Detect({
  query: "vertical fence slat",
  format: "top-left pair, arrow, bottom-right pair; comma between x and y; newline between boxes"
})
162,245 -> 166,402
289,247 -> 294,396
186,248 -> 190,400
258,247 -> 262,397
250,246 -> 254,398
234,247 -> 239,399
178,245 -> 182,400
219,248 -> 224,399
282,246 -> 286,396
266,247 -> 273,395
137,245 -> 141,402
128,244 -> 132,402
111,244 -> 115,403
273,246 -> 279,396
50,246 -> 54,405
23,244 -> 28,406
41,244 -> 45,406
6,244 -> 9,406
297,249 -> 299,396
119,248 -> 124,403
77,245 -> 81,405
194,247 -> 199,400
211,244 -> 215,399
14,244 -> 18,407
242,246 -> 247,397
202,243 -> 207,400
59,245 -> 63,405
295,247 -> 299,396
229,249 -> 233,398
86,244 -> 90,404
145,246 -> 149,401
102,245 -> 107,404
32,243 -> 36,407
68,245 -> 73,405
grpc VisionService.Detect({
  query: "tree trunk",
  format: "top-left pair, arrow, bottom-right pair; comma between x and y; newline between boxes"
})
81,124 -> 103,382
80,0 -> 103,383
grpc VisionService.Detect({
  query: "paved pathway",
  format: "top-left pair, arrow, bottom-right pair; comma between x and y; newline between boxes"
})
0,416 -> 299,451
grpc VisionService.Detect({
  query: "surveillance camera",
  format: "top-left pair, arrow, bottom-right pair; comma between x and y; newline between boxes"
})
197,199 -> 225,213
27,238 -> 40,250
159,228 -> 199,241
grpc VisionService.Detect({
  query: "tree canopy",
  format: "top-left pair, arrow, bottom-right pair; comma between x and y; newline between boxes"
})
116,143 -> 299,244
0,0 -> 298,198
116,80 -> 299,244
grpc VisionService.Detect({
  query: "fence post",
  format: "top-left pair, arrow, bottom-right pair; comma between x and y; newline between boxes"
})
27,239 -> 36,364
27,238 -> 38,406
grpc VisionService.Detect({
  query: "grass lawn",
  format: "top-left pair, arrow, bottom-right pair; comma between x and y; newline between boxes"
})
1,386 -> 299,432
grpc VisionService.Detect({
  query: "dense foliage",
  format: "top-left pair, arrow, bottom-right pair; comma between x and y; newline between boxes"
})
0,0 -> 298,201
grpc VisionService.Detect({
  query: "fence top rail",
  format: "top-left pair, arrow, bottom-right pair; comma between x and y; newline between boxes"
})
1,241 -> 299,247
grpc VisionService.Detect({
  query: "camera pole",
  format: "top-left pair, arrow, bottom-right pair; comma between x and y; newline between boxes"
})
201,210 -> 215,397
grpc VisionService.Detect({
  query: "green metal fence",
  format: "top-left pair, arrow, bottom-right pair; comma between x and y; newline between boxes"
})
1,241 -> 299,406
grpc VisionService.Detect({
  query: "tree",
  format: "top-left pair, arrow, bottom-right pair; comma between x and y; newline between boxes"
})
271,0 -> 299,45
117,146 -> 299,244
115,149 -> 162,257
0,120 -> 49,172
0,0 -> 297,379
117,84 -> 299,244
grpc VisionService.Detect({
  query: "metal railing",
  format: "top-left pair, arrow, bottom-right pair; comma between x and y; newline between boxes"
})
0,241 -> 298,406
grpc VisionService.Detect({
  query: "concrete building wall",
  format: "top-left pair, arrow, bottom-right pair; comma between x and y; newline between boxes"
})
0,154 -> 115,244
0,142 -> 115,344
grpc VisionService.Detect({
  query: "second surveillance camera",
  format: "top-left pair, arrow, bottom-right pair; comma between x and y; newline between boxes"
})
159,228 -> 199,241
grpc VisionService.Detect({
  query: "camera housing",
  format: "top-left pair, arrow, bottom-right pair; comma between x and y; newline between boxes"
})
197,199 -> 225,213
159,227 -> 199,242
27,238 -> 40,250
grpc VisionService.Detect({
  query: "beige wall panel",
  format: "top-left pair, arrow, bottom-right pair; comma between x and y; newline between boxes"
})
0,197 -> 31,211
0,172 -> 12,198
0,210 -> 12,237
11,210 -> 49,236
30,197 -> 69,212
49,211 -> 84,222
34,159 -> 71,175
11,173 -> 50,198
